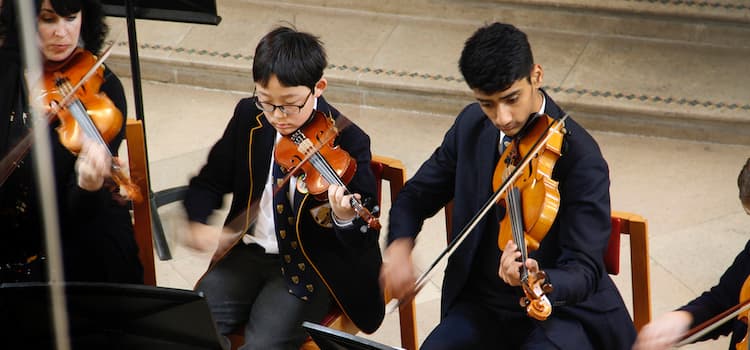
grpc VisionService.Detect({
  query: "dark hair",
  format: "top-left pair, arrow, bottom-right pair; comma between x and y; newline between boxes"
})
739,158 -> 750,204
0,0 -> 108,54
252,25 -> 327,90
459,22 -> 534,94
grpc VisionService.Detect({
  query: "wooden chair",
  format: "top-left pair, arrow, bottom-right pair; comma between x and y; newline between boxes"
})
229,155 -> 418,350
125,118 -> 157,286
606,211 -> 652,331
443,204 -> 652,331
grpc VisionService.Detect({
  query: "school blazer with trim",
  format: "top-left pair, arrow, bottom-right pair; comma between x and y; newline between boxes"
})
388,91 -> 636,349
185,97 -> 385,333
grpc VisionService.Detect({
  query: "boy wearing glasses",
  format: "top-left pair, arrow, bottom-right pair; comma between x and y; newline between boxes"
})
183,26 -> 384,350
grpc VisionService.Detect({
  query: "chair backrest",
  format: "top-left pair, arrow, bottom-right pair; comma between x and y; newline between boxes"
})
370,155 -> 418,350
443,205 -> 652,332
125,118 -> 157,286
608,211 -> 652,331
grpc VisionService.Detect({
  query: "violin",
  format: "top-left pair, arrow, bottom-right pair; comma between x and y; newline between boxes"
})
42,48 -> 123,153
386,113 -> 569,315
494,114 -> 564,321
0,47 -> 141,202
738,276 -> 750,350
273,110 -> 381,231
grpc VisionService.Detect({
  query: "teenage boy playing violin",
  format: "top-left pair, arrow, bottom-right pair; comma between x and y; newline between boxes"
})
183,25 -> 384,350
634,158 -> 750,350
380,22 -> 636,349
0,0 -> 142,284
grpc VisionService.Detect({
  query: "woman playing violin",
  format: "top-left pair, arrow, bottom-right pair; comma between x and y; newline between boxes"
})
634,158 -> 750,350
183,26 -> 384,349
381,22 -> 636,349
0,0 -> 142,283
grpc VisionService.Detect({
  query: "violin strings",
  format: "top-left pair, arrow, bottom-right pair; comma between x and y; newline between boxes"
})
305,140 -> 370,215
508,187 -> 529,282
308,149 -> 347,189
58,81 -> 112,156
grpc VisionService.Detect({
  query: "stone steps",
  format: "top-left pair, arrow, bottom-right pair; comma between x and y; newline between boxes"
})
275,0 -> 750,47
105,0 -> 750,145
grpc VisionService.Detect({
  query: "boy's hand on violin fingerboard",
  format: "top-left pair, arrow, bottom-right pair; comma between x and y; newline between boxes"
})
328,184 -> 358,222
499,240 -> 540,286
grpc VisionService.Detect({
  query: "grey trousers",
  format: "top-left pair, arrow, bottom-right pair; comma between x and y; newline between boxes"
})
196,243 -> 331,350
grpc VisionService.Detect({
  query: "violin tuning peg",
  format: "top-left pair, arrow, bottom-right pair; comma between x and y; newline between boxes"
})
519,297 -> 530,308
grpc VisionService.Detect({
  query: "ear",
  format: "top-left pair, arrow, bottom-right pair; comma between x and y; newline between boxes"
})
314,78 -> 328,97
530,64 -> 544,88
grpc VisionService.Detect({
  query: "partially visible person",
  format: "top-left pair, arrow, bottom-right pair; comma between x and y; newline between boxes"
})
0,0 -> 142,283
633,158 -> 750,350
381,22 -> 636,349
183,26 -> 384,350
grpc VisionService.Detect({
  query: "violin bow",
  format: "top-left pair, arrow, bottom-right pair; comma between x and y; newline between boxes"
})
675,298 -> 750,347
386,114 -> 569,314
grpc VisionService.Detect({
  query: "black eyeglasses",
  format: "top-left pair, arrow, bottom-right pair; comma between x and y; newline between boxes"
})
253,89 -> 313,115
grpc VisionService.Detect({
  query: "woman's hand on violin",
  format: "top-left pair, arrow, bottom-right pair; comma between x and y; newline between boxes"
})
632,311 -> 693,350
380,238 -> 416,301
75,140 -> 110,192
499,240 -> 540,286
328,184 -> 358,222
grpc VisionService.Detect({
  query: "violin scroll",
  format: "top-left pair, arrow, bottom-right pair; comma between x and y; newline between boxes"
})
519,270 -> 553,321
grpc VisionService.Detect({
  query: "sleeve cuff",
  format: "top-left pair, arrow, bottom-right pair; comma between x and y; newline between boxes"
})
332,212 -> 356,228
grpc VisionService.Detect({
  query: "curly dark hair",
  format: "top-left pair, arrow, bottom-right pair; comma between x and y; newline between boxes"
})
739,158 -> 750,205
1,0 -> 109,54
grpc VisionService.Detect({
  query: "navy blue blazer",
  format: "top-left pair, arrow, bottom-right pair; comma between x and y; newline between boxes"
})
388,91 -> 636,349
679,239 -> 750,348
185,97 -> 385,333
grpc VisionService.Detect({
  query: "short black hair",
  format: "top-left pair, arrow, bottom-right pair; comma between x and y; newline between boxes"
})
459,22 -> 534,94
252,25 -> 327,90
0,0 -> 108,54
739,158 -> 750,204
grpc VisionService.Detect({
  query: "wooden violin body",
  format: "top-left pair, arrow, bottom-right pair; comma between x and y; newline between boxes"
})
274,111 -> 380,230
495,114 -> 566,321
42,48 -> 123,154
274,111 -> 356,199
495,114 -> 563,251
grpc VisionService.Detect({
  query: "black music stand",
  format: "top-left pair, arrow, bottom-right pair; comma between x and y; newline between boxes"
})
0,282 -> 225,349
101,1 -> 221,261
302,322 -> 404,350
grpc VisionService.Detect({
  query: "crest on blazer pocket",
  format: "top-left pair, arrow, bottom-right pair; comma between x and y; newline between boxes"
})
309,203 -> 333,228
